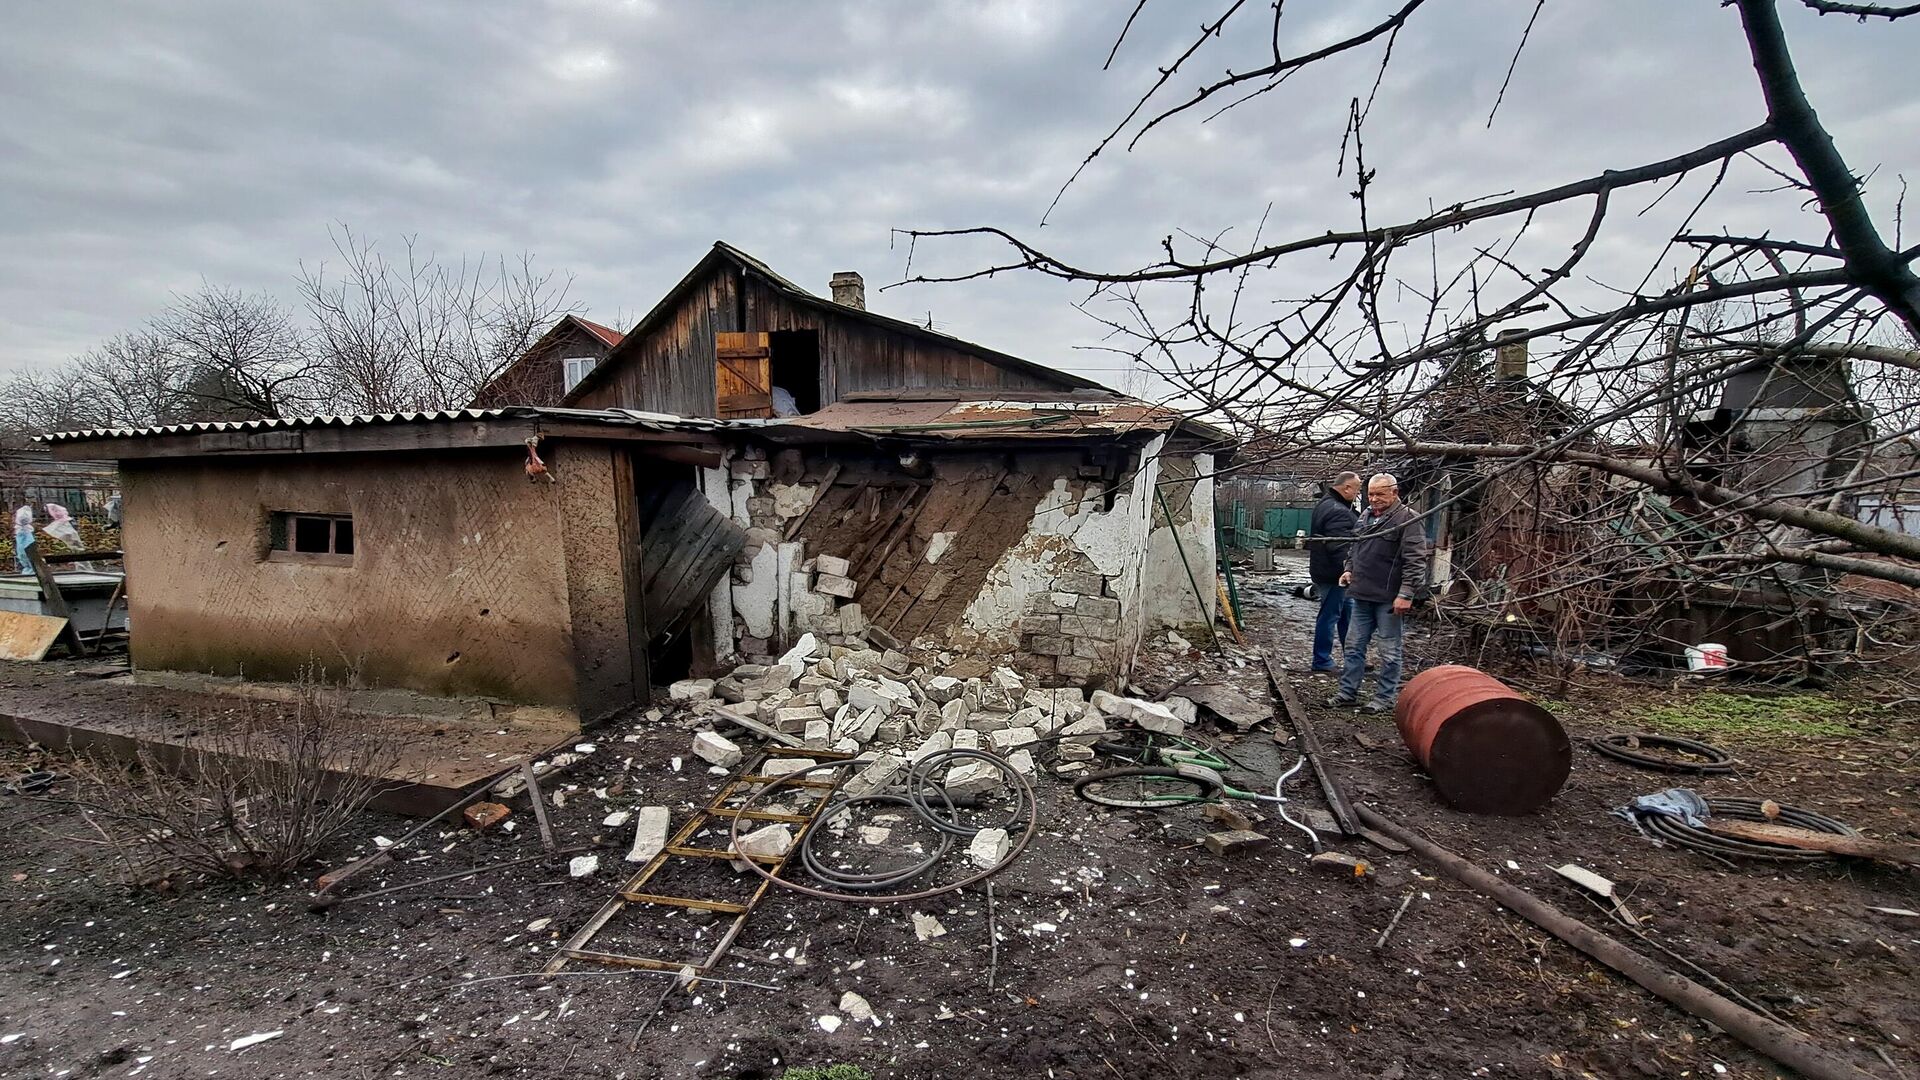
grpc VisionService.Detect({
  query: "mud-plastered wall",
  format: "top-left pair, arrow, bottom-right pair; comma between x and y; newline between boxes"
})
121,449 -> 586,708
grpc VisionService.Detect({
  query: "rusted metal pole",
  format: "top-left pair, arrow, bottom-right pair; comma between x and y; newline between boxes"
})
1355,805 -> 1879,1080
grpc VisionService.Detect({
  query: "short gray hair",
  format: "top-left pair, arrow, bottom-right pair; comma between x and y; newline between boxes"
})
1333,471 -> 1360,487
1368,472 -> 1399,491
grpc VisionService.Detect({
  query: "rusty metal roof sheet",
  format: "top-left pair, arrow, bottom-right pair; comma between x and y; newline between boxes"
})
752,397 -> 1234,446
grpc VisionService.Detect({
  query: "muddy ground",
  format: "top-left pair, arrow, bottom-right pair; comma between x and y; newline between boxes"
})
2,586 -> 1917,1080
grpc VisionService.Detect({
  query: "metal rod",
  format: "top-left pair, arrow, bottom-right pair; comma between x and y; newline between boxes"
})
1264,657 -> 1361,836
1356,805 -> 1878,1080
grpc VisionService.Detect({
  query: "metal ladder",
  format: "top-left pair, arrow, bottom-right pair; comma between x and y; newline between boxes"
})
545,744 -> 852,978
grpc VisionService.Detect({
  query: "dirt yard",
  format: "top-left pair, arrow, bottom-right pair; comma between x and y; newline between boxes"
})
2,592 -> 1916,1080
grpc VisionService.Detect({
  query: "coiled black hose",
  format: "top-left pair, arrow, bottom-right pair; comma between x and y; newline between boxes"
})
1639,797 -> 1858,862
1591,733 -> 1736,775
798,792 -> 955,892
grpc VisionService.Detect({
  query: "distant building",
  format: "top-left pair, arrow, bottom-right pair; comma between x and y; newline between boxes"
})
469,314 -> 626,408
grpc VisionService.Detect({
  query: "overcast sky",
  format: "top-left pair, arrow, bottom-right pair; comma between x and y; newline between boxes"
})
3,1 -> 1916,397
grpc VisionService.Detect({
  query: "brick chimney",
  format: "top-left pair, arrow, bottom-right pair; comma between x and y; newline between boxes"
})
829,271 -> 865,311
1494,328 -> 1528,381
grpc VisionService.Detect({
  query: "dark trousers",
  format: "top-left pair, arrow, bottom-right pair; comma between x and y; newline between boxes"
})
1311,583 -> 1350,670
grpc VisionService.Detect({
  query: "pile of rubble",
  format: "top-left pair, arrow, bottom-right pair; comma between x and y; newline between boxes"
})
669,631 -> 1204,794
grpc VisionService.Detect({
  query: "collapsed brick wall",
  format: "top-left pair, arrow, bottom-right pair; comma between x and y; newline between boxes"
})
1142,450 -> 1217,634
709,440 -> 1164,689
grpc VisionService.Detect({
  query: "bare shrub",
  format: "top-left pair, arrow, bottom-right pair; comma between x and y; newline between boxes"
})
75,672 -> 408,886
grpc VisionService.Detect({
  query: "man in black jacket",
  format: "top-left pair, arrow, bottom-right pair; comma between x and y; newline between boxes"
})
1332,473 -> 1429,713
1306,472 -> 1361,672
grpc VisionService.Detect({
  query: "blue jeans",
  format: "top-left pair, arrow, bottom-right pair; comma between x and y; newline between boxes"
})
1311,584 -> 1350,670
1339,600 -> 1404,705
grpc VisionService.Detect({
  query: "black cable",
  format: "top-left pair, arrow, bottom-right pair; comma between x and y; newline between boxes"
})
798,792 -> 954,892
1638,797 -> 1858,862
1590,733 -> 1736,774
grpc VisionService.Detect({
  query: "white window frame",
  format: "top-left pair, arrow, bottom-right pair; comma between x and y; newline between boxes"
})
562,355 -> 597,392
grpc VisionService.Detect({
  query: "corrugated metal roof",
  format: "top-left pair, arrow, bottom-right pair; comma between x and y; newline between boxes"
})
35,406 -> 730,444
33,401 -> 1231,452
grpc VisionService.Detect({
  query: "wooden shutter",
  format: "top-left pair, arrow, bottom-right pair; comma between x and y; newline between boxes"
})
715,331 -> 773,418
637,481 -> 748,644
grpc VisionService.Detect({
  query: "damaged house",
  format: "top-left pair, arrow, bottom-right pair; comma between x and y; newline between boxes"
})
39,243 -> 1228,726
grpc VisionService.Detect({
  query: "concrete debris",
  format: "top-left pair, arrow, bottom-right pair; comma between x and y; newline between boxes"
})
1203,830 -> 1272,856
912,912 -> 948,941
777,633 -> 820,668
568,854 -> 600,877
463,802 -> 510,831
839,991 -> 876,1024
1310,851 -> 1374,877
626,806 -> 671,863
967,826 -> 1012,869
692,731 -> 743,767
602,810 -> 631,828
943,760 -> 1004,798
760,757 -> 818,777
669,678 -> 715,702
1202,802 -> 1265,832
1091,690 -> 1186,735
730,823 -> 795,872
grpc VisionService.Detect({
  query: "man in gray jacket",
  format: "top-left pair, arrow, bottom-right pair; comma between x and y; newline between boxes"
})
1331,473 -> 1429,713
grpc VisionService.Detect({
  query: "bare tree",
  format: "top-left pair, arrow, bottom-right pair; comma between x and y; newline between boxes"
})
149,283 -> 317,420
900,0 -> 1920,670
299,224 -> 580,412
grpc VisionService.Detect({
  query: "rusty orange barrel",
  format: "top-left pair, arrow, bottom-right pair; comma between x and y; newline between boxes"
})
1394,665 -> 1570,815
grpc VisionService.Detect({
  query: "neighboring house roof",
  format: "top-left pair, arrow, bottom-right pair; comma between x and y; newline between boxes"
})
560,241 -> 1109,406
469,315 -> 627,408
571,316 -> 625,350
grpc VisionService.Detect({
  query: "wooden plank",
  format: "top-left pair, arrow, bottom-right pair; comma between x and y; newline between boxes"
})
26,545 -> 87,657
613,451 -> 651,698
782,462 -> 842,540
0,610 -> 68,662
1706,820 -> 1920,865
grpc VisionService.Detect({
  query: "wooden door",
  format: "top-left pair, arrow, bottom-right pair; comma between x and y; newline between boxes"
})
715,331 -> 773,418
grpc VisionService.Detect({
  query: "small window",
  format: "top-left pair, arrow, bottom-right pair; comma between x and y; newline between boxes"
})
269,512 -> 354,565
562,355 -> 597,392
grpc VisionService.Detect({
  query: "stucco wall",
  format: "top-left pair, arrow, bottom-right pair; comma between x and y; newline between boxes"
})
121,449 -> 589,708
1143,450 -> 1218,634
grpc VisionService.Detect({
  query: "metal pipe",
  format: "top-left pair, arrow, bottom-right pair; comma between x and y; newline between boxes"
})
1356,805 -> 1877,1080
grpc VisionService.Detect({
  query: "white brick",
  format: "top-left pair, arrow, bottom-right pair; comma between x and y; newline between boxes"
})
989,726 -> 1039,754
815,574 -> 858,599
693,731 -> 742,768
626,806 -> 672,863
815,554 -> 852,577
669,678 -> 715,702
966,827 -> 1012,869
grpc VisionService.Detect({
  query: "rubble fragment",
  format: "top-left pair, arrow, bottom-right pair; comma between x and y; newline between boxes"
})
463,802 -> 510,831
692,731 -> 742,767
1204,830 -> 1273,855
627,807 -> 671,864
967,826 -> 1012,868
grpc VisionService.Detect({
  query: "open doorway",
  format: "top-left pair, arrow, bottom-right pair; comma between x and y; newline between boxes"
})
769,329 -> 821,415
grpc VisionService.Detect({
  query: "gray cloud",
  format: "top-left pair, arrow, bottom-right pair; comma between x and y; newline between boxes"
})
2,0 -> 1915,398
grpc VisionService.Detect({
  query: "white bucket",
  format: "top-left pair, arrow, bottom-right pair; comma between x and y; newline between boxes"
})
1685,642 -> 1730,671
